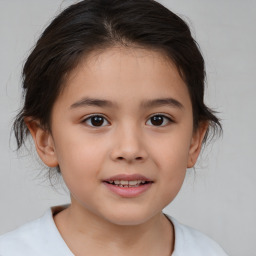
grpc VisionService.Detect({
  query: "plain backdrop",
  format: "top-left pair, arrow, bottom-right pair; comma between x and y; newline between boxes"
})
0,1 -> 255,255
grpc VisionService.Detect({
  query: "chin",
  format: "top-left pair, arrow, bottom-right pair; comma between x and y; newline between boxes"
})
102,208 -> 158,226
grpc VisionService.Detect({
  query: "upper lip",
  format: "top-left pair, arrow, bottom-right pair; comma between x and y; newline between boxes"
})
103,174 -> 152,182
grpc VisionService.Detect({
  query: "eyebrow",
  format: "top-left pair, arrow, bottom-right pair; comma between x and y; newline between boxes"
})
70,97 -> 184,110
140,98 -> 184,109
70,97 -> 117,109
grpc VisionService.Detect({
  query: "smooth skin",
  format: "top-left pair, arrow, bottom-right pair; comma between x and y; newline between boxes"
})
27,47 -> 207,256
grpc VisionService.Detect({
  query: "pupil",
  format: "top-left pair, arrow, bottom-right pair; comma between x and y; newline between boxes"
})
151,116 -> 163,126
92,116 -> 104,126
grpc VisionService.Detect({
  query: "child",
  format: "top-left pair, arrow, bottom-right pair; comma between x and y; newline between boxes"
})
0,0 -> 228,255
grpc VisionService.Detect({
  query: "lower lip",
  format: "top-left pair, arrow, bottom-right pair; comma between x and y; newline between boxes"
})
103,182 -> 152,198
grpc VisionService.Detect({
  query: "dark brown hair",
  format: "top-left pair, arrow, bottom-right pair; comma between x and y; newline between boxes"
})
13,0 -> 222,173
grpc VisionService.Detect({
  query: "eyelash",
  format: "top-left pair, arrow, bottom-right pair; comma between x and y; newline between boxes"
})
81,113 -> 174,128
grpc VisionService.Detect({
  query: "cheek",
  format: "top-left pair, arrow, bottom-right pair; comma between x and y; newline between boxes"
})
152,130 -> 192,170
55,142 -> 101,203
154,146 -> 189,206
157,145 -> 189,185
150,128 -> 192,196
53,131 -> 106,182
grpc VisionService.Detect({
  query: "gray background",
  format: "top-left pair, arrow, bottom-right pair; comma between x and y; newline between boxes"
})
1,1 -> 255,255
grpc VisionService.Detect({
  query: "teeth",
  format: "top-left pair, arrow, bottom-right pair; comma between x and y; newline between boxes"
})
120,180 -> 128,185
108,180 -> 149,187
129,180 -> 137,186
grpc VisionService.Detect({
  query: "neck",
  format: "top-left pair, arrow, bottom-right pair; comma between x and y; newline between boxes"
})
54,202 -> 174,256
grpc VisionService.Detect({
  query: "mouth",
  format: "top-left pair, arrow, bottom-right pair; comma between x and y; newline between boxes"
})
103,174 -> 153,197
104,179 -> 153,188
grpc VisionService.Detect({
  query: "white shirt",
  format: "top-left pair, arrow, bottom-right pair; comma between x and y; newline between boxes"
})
0,206 -> 228,256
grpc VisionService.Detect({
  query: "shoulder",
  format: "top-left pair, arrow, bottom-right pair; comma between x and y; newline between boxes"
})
0,206 -> 73,256
166,215 -> 229,256
0,216 -> 43,255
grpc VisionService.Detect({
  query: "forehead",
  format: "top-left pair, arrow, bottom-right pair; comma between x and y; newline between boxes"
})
57,47 -> 192,111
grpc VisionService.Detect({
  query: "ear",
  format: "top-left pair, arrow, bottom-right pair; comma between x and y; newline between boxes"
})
187,122 -> 208,168
25,118 -> 58,167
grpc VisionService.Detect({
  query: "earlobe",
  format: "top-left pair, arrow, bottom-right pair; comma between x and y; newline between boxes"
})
25,118 -> 58,167
187,122 -> 208,168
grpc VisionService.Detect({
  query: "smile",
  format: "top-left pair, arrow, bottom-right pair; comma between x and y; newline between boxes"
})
106,180 -> 151,187
103,174 -> 153,197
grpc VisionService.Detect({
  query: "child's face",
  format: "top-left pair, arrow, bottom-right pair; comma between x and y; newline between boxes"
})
32,47 -> 206,225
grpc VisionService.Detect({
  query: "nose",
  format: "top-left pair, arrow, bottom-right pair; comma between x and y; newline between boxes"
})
110,123 -> 148,164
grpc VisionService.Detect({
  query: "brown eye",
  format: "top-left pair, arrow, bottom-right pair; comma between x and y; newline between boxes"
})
83,115 -> 109,127
146,114 -> 173,127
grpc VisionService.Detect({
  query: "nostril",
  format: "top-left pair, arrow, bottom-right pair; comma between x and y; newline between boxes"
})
117,156 -> 143,161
